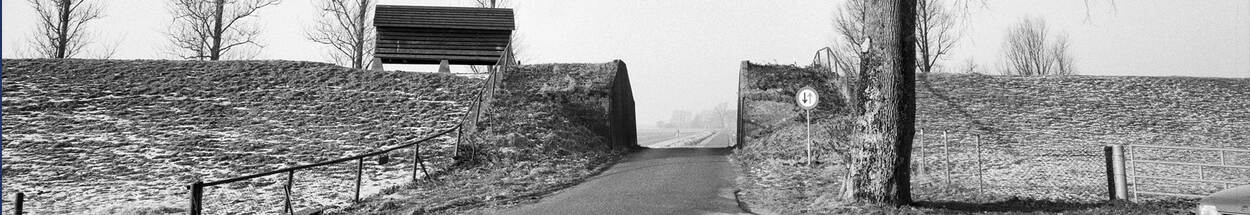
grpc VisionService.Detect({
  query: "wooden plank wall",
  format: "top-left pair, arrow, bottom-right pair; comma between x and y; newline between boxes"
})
374,5 -> 515,65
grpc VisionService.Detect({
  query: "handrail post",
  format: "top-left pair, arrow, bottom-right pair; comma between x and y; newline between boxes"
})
285,170 -> 294,215
420,144 -> 425,181
454,125 -> 464,159
189,181 -> 203,215
355,158 -> 364,203
417,143 -> 430,180
16,192 -> 24,215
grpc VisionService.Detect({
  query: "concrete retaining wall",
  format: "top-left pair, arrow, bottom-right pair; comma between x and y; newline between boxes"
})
477,60 -> 639,153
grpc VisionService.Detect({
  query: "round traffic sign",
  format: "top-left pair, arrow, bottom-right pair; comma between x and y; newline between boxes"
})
796,86 -> 819,110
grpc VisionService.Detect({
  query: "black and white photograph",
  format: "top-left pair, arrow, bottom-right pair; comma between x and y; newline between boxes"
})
1,0 -> 1248,214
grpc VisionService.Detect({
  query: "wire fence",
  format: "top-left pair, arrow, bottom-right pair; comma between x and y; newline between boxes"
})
1125,144 -> 1250,200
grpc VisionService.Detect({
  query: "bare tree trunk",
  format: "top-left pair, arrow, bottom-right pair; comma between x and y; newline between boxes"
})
55,0 -> 70,58
211,0 -> 224,60
306,0 -> 373,68
840,0 -> 916,206
352,0 -> 367,69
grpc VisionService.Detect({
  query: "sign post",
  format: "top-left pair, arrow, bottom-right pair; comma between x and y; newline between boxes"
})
796,86 -> 819,166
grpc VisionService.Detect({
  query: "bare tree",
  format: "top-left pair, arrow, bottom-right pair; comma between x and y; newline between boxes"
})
1003,16 -> 1049,76
471,0 -> 508,8
467,0 -> 521,73
961,58 -> 982,74
1001,16 -> 1076,76
1051,34 -> 1076,75
26,0 -> 104,59
830,0 -> 871,76
307,0 -> 374,69
712,102 -> 730,129
167,0 -> 279,60
915,0 -> 960,73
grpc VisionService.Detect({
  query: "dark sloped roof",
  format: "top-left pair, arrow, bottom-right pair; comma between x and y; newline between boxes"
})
375,5 -> 515,31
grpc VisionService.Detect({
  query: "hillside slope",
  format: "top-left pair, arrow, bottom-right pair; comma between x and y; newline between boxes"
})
1,59 -> 481,214
915,73 -> 1250,201
735,62 -> 1250,213
472,60 -> 639,157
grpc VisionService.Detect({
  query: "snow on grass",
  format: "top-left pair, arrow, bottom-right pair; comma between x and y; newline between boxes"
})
2,59 -> 481,215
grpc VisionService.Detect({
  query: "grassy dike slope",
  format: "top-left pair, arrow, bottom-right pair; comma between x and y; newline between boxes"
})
340,61 -> 637,214
2,59 -> 480,214
735,62 -> 1250,214
915,73 -> 1250,202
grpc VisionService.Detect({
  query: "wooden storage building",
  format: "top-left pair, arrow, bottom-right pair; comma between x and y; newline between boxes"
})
374,5 -> 515,65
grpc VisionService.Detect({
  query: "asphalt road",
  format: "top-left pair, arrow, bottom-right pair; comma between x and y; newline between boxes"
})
502,132 -> 746,215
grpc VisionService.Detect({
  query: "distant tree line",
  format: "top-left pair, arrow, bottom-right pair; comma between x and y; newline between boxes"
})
655,103 -> 734,129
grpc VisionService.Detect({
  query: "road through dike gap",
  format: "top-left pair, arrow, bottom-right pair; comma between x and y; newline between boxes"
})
503,131 -> 747,215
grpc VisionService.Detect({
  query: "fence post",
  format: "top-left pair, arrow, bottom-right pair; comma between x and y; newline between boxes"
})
975,135 -> 984,197
1128,145 -> 1138,201
943,131 -> 952,190
1104,145 -> 1129,201
189,181 -> 203,215
355,158 -> 364,203
16,192 -> 23,215
918,129 -> 925,178
1220,150 -> 1228,190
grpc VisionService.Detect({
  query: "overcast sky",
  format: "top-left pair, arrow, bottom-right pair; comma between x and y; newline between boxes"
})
3,0 -> 1249,128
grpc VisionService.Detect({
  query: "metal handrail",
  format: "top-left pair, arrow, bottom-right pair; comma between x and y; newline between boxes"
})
812,47 -> 834,73
198,125 -> 460,187
454,41 -> 513,156
811,47 -> 844,76
188,124 -> 461,215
